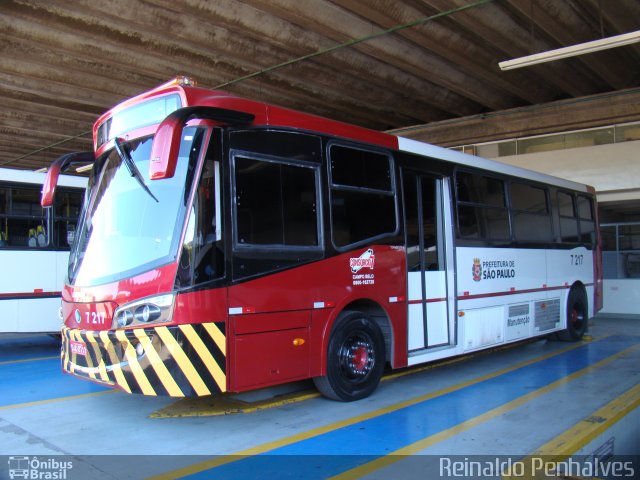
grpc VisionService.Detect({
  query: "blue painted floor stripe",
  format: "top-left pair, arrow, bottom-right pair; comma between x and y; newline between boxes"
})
182,335 -> 639,480
0,333 -> 107,407
0,358 -> 109,407
0,334 -> 59,363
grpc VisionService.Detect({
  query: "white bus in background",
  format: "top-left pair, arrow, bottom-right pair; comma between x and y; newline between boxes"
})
0,166 -> 86,333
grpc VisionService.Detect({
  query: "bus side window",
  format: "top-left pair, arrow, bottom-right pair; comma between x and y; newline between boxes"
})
557,191 -> 579,243
329,144 -> 397,249
0,186 -> 46,248
177,159 -> 225,287
54,189 -> 83,248
510,182 -> 553,243
577,195 -> 596,247
455,171 -> 510,242
0,187 -> 6,246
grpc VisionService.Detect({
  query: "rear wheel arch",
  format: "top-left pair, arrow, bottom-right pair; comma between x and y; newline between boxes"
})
558,283 -> 589,342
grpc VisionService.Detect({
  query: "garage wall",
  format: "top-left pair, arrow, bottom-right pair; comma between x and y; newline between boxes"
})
495,140 -> 640,204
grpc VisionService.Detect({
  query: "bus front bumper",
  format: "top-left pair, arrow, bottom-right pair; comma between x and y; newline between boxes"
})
61,324 -> 227,397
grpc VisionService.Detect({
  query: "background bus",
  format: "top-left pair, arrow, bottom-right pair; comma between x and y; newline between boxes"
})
1,167 -> 86,333
42,77 -> 602,401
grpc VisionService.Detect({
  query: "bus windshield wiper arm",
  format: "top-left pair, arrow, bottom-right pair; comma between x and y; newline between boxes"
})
113,137 -> 159,203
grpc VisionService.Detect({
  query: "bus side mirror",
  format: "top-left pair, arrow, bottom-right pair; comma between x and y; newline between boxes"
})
41,151 -> 94,207
41,162 -> 63,208
149,109 -> 186,181
150,106 -> 255,180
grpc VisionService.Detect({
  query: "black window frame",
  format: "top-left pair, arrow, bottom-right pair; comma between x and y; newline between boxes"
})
230,149 -> 323,252
52,187 -> 84,250
327,141 -> 399,251
0,181 -> 82,250
576,193 -> 596,247
508,181 -> 553,244
454,169 -> 511,242
556,190 -> 581,244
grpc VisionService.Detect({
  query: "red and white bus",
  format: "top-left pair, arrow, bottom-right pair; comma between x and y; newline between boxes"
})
1,165 -> 86,333
42,77 -> 602,401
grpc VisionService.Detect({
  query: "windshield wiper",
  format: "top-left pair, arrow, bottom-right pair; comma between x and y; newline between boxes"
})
114,137 -> 159,203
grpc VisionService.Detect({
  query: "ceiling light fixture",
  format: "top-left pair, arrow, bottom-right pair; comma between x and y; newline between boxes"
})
499,30 -> 640,71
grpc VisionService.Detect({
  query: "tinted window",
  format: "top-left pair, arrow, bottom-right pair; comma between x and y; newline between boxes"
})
53,189 -> 83,248
332,190 -> 397,247
235,156 -> 318,247
557,192 -> 575,217
457,205 -> 510,241
578,195 -> 595,245
577,195 -> 593,220
557,192 -> 579,243
329,145 -> 396,248
456,172 -> 509,241
456,172 -> 505,207
512,212 -> 553,243
230,130 -> 321,163
0,185 -> 47,248
510,183 -> 552,242
11,188 -> 43,217
510,183 -> 548,213
0,187 -> 7,215
330,145 -> 391,191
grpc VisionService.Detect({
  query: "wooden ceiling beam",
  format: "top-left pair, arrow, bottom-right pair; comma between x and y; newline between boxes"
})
506,0 -> 636,90
419,0 -> 603,98
5,0 -> 449,127
336,0 -> 559,105
390,88 -> 640,147
245,0 -> 515,111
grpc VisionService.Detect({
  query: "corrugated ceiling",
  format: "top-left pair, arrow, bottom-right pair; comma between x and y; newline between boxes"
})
0,0 -> 639,171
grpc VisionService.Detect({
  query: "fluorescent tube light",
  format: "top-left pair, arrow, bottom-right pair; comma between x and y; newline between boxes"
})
75,164 -> 93,173
499,30 -> 640,71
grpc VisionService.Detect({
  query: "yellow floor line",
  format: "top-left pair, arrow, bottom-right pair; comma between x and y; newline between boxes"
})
502,382 -> 640,479
0,355 -> 59,366
151,337 -> 581,418
0,389 -> 116,411
330,343 -> 640,480
149,341 -> 589,480
150,389 -> 321,418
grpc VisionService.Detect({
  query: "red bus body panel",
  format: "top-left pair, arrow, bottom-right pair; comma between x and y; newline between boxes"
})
227,246 -> 407,392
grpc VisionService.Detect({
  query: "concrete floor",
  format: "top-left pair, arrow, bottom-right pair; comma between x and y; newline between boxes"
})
0,315 -> 638,479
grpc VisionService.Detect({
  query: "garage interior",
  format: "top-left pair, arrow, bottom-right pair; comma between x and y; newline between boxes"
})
1,0 -> 640,314
0,0 -> 638,478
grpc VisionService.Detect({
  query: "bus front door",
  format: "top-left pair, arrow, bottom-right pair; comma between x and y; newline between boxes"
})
403,170 -> 451,351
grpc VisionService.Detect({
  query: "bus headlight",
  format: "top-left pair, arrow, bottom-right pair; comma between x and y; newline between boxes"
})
113,294 -> 175,329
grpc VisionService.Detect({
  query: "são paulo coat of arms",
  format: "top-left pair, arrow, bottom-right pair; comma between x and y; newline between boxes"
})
472,258 -> 482,282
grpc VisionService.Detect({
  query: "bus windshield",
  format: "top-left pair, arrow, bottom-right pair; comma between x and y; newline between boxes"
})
69,127 -> 204,286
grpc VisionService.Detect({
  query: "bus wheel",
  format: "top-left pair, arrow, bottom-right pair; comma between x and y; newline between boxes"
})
557,288 -> 588,342
313,311 -> 385,402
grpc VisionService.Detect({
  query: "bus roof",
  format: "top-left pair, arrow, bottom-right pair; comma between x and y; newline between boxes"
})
96,77 -> 592,195
0,167 -> 86,189
396,136 -> 591,194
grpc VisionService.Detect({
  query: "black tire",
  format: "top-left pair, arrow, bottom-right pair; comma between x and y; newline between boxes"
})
557,287 -> 589,341
313,311 -> 386,401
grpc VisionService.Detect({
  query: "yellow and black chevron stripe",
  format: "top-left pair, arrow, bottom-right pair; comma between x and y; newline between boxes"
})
61,322 -> 227,397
